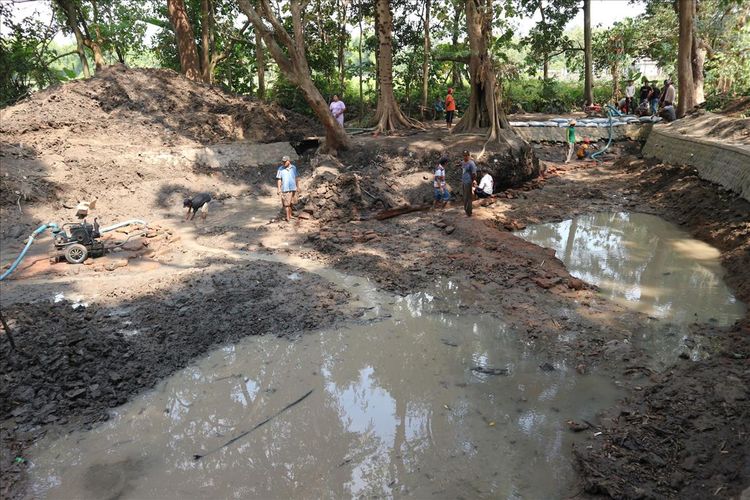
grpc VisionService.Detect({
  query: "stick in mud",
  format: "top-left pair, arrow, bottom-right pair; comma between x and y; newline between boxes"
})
193,389 -> 314,460
0,310 -> 17,351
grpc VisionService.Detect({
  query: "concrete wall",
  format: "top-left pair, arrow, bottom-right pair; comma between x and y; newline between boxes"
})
642,128 -> 750,201
514,124 -> 651,143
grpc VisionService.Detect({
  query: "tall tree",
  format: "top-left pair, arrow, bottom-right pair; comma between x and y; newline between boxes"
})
453,0 -> 509,139
255,30 -> 265,99
519,0 -> 579,79
420,0 -> 432,119
166,0 -> 201,80
677,0 -> 697,116
583,0 -> 593,106
237,0 -> 351,152
372,0 -> 419,133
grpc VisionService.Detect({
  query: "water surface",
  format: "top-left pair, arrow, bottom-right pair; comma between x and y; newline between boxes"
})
29,283 -> 620,499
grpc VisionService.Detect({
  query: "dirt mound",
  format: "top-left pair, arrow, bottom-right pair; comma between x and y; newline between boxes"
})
297,154 -> 421,222
0,65 -> 316,149
665,110 -> 750,145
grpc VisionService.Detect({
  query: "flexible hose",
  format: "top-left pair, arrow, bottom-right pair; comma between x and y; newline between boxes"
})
0,223 -> 59,281
99,219 -> 148,233
590,104 -> 617,162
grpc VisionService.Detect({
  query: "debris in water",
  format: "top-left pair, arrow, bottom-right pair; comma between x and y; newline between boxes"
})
471,366 -> 510,376
539,362 -> 556,372
193,389 -> 314,460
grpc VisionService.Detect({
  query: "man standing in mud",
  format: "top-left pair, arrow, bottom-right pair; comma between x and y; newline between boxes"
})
276,155 -> 298,222
460,150 -> 477,217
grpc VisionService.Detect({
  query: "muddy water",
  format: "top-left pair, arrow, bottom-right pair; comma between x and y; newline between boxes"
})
516,212 -> 745,361
516,212 -> 744,324
28,280 -> 620,499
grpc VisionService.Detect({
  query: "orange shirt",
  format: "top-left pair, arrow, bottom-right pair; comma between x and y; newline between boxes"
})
445,94 -> 456,112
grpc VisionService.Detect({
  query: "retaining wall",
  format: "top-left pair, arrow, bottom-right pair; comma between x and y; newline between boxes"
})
642,128 -> 750,201
513,124 -> 651,143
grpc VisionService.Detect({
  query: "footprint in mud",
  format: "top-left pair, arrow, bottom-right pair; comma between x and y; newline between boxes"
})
83,457 -> 146,500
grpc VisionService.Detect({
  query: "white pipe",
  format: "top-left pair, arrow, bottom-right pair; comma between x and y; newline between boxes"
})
99,219 -> 148,233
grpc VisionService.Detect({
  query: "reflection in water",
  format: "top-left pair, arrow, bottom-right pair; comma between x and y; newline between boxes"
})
28,284 -> 620,500
516,212 -> 745,325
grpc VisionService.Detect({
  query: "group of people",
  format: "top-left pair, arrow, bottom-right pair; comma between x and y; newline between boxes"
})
620,77 -> 676,120
564,120 -> 599,163
432,150 -> 493,216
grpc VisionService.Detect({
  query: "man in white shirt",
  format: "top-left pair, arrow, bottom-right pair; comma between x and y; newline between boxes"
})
329,95 -> 346,127
475,170 -> 493,198
625,80 -> 635,114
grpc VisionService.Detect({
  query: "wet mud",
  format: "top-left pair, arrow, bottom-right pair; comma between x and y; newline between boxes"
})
1,126 -> 749,499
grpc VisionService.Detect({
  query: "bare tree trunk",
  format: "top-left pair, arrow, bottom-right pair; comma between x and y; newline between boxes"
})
451,3 -> 461,88
358,0 -> 364,122
421,0 -> 431,120
611,61 -> 620,101
238,0 -> 350,152
691,1 -> 706,106
200,0 -> 211,82
337,0 -> 349,92
167,0 -> 201,81
372,0 -> 420,133
583,0 -> 593,106
255,30 -> 265,99
55,0 -> 91,77
677,0 -> 696,117
543,57 -> 549,80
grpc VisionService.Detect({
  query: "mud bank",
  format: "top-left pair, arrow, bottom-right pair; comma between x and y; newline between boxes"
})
0,260 -> 352,497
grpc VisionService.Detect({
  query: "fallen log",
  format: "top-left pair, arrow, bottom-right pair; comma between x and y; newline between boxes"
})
374,203 -> 432,220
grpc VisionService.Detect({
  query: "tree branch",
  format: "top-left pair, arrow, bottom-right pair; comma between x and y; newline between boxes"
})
434,54 -> 470,64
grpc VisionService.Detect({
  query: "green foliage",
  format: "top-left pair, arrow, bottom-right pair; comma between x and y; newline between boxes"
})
503,78 -> 612,113
518,0 -> 580,75
0,4 -> 70,107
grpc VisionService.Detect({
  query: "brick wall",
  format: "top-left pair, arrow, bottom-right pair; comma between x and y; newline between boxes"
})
643,128 -> 750,201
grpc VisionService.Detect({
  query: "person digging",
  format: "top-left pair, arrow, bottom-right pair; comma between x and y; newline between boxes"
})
183,192 -> 212,221
276,155 -> 298,222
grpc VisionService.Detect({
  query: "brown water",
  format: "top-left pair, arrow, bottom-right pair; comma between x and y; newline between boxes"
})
28,279 -> 620,499
516,212 -> 745,363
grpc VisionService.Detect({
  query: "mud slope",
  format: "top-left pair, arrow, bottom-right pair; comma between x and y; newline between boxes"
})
0,64 -> 315,149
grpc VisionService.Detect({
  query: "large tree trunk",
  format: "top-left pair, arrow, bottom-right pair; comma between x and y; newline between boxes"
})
358,1 -> 364,121
421,0 -> 431,120
372,0 -> 419,133
454,0 -> 536,190
255,30 -> 265,99
337,0 -> 349,92
691,2 -> 706,106
677,0 -> 697,117
451,3 -> 461,88
237,0 -> 350,152
583,0 -> 593,106
200,0 -> 211,82
611,60 -> 620,101
453,0 -> 510,139
167,0 -> 201,81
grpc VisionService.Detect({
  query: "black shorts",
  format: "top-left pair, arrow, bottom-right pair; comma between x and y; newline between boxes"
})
446,110 -> 455,124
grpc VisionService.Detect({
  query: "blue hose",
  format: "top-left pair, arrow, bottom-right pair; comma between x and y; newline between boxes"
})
0,223 -> 59,281
590,104 -> 618,162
